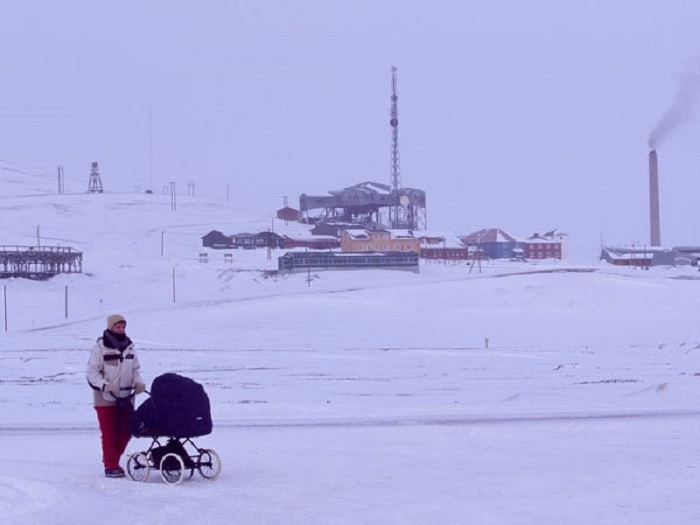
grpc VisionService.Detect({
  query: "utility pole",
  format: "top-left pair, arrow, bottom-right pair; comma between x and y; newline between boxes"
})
170,182 -> 177,211
57,166 -> 64,195
3,285 -> 7,332
148,103 -> 154,192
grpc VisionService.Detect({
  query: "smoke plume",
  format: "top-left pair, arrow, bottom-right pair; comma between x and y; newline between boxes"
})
648,60 -> 700,149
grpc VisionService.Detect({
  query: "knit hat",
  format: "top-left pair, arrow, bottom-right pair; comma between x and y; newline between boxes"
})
106,314 -> 127,329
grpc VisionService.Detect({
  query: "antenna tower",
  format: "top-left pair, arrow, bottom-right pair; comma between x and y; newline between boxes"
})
389,66 -> 401,228
87,161 -> 104,194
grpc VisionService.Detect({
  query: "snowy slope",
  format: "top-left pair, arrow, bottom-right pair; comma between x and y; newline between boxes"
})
2,178 -> 700,524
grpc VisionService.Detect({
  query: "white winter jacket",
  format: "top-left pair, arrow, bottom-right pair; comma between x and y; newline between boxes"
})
86,336 -> 143,407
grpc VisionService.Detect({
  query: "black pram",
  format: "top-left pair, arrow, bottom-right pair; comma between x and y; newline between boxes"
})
125,373 -> 221,484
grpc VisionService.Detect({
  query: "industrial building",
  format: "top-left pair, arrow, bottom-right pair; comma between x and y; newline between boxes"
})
298,67 -> 427,232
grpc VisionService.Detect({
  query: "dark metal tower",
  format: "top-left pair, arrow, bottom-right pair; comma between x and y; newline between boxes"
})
87,161 -> 103,194
389,66 -> 401,228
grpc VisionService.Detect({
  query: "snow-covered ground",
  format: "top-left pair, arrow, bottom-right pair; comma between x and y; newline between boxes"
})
2,184 -> 700,524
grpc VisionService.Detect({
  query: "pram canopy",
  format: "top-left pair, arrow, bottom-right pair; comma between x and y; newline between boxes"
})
132,373 -> 213,438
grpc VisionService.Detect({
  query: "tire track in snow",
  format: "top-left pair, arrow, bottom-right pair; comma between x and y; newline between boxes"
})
3,408 -> 700,435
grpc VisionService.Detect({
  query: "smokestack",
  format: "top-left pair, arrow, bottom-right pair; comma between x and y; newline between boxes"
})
649,150 -> 661,247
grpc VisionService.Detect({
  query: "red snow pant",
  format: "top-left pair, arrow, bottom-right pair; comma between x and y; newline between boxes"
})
95,405 -> 133,470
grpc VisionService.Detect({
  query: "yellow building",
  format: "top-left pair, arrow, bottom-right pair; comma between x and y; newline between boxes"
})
340,229 -> 421,254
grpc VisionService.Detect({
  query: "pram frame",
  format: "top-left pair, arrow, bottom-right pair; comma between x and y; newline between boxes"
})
126,434 -> 221,485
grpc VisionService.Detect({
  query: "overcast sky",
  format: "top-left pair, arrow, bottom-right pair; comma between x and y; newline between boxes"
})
2,1 -> 700,251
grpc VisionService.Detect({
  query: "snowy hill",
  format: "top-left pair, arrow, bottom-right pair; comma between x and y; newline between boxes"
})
3,176 -> 700,523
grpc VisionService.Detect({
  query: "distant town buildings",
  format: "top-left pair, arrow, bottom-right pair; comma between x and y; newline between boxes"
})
203,224 -> 568,272
600,245 -> 700,267
459,228 -> 566,261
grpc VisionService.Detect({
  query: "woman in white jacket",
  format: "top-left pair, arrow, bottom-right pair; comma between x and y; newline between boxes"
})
86,314 -> 146,478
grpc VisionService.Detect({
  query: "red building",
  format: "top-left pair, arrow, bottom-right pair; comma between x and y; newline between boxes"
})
417,232 -> 471,260
276,207 -> 302,223
525,233 -> 563,260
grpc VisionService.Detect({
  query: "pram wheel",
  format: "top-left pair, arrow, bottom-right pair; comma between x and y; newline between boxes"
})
197,448 -> 222,480
160,452 -> 186,485
126,452 -> 150,482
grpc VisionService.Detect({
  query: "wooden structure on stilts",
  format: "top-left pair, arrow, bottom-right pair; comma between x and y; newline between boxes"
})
0,246 -> 83,280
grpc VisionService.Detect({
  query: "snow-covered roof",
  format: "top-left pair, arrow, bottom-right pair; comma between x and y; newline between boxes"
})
385,229 -> 415,239
528,230 -> 568,241
601,249 -> 652,261
461,228 -> 518,244
342,229 -> 371,240
345,181 -> 392,195
417,231 -> 465,248
330,181 -> 392,197
282,232 -> 338,241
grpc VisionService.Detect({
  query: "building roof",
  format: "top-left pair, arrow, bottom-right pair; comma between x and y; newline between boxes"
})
528,229 -> 568,241
461,228 -> 518,244
328,181 -> 392,198
282,233 -> 338,241
232,231 -> 283,239
385,229 -> 415,239
201,229 -> 225,238
417,231 -> 465,248
277,206 -> 301,215
542,229 -> 568,238
341,229 -> 420,241
600,247 -> 653,262
341,181 -> 391,195
526,237 -> 561,245
342,229 -> 371,240
310,222 -> 363,236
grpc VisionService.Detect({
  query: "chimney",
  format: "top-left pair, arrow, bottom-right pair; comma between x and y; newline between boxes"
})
649,150 -> 661,247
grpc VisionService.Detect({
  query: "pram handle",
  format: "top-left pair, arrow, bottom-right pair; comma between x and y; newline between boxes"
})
107,387 -> 136,402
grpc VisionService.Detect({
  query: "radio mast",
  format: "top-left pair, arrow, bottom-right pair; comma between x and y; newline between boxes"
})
389,66 -> 401,228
